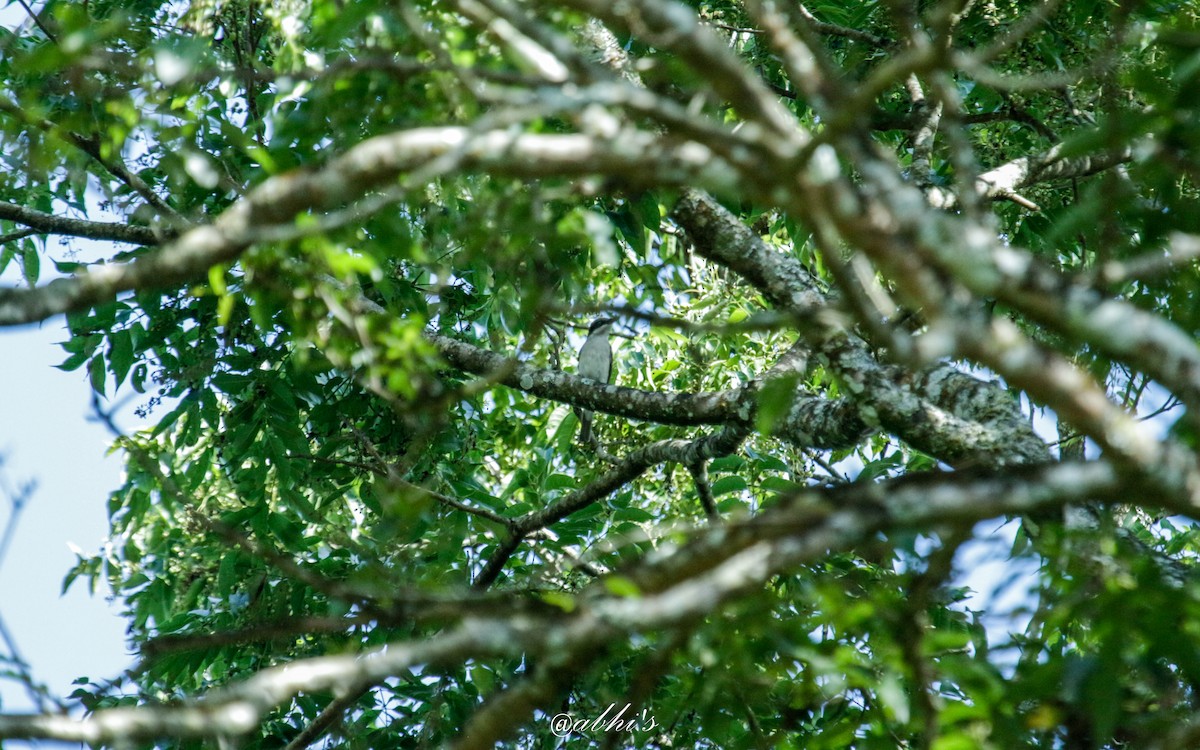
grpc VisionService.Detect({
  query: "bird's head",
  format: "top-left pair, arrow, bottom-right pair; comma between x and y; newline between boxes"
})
587,317 -> 617,337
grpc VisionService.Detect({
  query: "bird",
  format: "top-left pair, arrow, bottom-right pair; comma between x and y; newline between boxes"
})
574,316 -> 617,444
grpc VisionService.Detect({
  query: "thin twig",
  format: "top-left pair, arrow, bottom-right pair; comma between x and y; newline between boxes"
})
14,0 -> 56,42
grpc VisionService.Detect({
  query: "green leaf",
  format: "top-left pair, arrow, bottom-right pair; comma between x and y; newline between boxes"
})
603,576 -> 641,598
108,329 -> 134,388
268,512 -> 305,546
709,456 -> 746,472
21,244 -> 39,286
0,243 -> 14,275
56,350 -> 89,372
53,259 -> 85,273
88,353 -> 107,395
711,475 -> 748,496
756,374 -> 799,435
216,551 -> 242,598
539,591 -> 577,612
202,264 -> 224,297
614,505 -> 654,522
543,473 -> 577,491
760,476 -> 801,494
876,672 -> 910,724
217,294 -> 235,327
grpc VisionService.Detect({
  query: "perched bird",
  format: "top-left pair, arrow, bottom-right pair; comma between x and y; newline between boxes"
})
574,317 -> 616,444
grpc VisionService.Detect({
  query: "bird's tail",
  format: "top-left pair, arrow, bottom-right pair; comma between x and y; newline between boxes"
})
576,408 -> 593,443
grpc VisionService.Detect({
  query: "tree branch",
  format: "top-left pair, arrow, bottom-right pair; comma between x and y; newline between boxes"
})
430,332 -> 747,425
474,423 -> 751,587
0,459 -> 1138,745
0,99 -> 185,226
927,142 -> 1134,209
672,189 -> 1050,468
0,126 -> 742,326
0,200 -> 160,246
555,0 -> 802,142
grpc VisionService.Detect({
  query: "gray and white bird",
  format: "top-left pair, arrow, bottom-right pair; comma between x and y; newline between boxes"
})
574,317 -> 617,444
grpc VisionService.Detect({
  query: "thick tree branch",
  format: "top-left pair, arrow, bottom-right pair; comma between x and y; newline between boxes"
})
927,142 -> 1134,209
795,3 -> 889,47
846,150 -> 1200,434
430,332 -> 877,452
476,337 -> 825,590
473,423 -> 751,588
0,201 -> 160,245
743,0 -> 841,116
0,126 -> 742,326
555,0 -> 803,143
797,145 -> 1200,505
430,333 -> 748,426
672,189 -> 1050,468
0,459 -> 1138,745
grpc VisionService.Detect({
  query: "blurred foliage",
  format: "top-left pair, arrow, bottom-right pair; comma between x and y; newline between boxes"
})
0,0 -> 1199,747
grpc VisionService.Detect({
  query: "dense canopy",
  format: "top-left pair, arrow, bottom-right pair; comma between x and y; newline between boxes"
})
3,0 -> 1200,747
